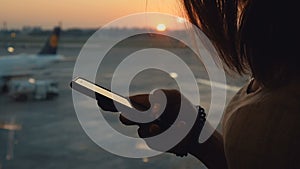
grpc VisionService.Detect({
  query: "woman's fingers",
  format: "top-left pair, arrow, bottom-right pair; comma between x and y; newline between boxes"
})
118,89 -> 186,138
137,124 -> 162,138
129,94 -> 151,111
119,113 -> 138,125
97,95 -> 118,112
149,124 -> 161,134
117,94 -> 151,126
97,93 -> 150,112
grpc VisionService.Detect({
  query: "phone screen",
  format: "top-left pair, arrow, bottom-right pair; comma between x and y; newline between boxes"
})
72,77 -> 133,109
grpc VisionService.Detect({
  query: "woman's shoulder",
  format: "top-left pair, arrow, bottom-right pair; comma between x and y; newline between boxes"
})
222,79 -> 300,168
223,78 -> 300,128
224,79 -> 300,121
223,79 -> 300,133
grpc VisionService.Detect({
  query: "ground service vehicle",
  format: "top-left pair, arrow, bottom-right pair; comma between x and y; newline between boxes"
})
8,78 -> 59,101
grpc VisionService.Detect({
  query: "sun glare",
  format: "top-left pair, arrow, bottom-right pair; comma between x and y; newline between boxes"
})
156,24 -> 167,31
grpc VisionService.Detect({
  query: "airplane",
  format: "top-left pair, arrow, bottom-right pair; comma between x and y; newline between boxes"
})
0,26 -> 64,92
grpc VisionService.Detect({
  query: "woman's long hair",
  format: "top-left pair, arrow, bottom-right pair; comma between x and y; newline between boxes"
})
182,0 -> 300,88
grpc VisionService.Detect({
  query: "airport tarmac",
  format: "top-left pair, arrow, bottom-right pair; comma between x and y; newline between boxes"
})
0,59 -> 207,169
0,39 -> 245,169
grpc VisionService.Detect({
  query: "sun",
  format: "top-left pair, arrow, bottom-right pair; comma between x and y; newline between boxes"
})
156,24 -> 167,32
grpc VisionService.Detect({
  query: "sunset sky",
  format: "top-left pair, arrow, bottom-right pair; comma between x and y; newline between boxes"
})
0,0 -> 184,29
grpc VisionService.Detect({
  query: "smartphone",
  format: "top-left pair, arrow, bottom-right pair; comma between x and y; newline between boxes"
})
70,77 -> 135,110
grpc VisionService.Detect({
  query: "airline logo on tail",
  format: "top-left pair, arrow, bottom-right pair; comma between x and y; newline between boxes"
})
38,26 -> 61,55
50,34 -> 58,48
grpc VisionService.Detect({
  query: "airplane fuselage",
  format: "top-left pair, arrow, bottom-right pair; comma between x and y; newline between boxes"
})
0,53 -> 64,78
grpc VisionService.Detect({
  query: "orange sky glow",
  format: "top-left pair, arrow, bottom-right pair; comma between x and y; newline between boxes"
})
0,0 -> 185,30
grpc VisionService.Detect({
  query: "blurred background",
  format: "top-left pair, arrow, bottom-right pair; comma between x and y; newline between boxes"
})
0,0 -> 246,169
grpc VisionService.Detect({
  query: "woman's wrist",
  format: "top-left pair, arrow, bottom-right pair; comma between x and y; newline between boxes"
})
188,131 -> 228,169
188,140 -> 209,159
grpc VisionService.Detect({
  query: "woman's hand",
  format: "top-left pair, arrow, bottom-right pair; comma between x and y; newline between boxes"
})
98,89 -> 206,157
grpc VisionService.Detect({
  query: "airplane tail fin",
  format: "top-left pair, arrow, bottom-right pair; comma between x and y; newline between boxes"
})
38,26 -> 61,55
